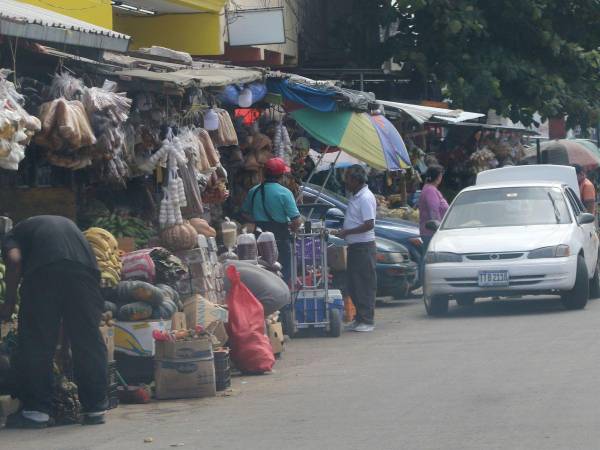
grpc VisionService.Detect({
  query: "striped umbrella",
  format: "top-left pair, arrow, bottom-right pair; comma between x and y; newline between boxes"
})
290,108 -> 411,171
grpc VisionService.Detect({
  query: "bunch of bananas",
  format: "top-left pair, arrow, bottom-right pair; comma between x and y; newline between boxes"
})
84,227 -> 122,287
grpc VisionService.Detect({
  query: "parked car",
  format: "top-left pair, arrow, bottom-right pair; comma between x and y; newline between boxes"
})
328,235 -> 418,299
423,165 -> 600,316
300,183 -> 423,286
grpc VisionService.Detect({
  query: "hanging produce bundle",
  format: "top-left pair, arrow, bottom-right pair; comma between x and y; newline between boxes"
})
470,148 -> 499,173
49,72 -> 85,101
0,70 -> 42,170
84,227 -> 123,287
209,108 -> 238,147
83,81 -> 133,186
35,98 -> 96,168
273,120 -> 292,165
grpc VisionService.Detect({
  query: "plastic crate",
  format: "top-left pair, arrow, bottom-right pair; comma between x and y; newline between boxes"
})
294,289 -> 343,324
214,348 -> 231,391
295,237 -> 323,265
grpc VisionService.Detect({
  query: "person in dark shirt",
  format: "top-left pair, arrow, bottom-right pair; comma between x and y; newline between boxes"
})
1,215 -> 108,428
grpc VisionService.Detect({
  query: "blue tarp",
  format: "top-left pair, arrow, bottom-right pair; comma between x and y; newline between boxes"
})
267,79 -> 338,112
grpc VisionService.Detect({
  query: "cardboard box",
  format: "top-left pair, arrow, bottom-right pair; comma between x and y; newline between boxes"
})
267,322 -> 284,355
206,320 -> 228,347
175,277 -> 211,297
114,320 -> 172,357
327,245 -> 347,271
175,248 -> 209,265
99,325 -> 115,362
183,295 -> 228,329
171,312 -> 187,331
154,357 -> 216,400
155,336 -> 213,360
117,237 -> 136,253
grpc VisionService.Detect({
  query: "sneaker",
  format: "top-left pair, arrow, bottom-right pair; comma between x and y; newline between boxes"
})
82,411 -> 106,426
345,320 -> 360,331
5,411 -> 50,429
353,323 -> 375,332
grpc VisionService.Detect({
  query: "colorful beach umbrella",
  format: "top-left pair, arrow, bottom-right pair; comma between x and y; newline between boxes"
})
523,139 -> 600,170
290,108 -> 411,171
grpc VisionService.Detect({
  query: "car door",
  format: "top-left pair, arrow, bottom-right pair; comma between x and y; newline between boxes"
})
565,187 -> 598,275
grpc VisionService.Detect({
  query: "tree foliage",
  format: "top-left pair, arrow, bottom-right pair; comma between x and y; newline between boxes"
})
342,0 -> 600,128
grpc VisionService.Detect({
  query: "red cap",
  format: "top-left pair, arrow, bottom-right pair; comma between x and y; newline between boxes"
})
265,157 -> 291,176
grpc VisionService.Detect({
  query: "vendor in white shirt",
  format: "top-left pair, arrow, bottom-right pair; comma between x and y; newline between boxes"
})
335,165 -> 377,332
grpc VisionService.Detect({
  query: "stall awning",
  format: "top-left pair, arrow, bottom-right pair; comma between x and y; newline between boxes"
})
377,100 -> 485,124
113,66 -> 265,88
0,0 -> 130,52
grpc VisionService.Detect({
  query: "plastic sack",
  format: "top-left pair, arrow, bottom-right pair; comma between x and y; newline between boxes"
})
117,302 -> 153,321
225,266 -> 275,374
121,249 -> 156,282
224,260 -> 290,316
116,280 -> 164,306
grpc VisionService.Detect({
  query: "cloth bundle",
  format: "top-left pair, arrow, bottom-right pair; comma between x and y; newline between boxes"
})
0,70 -> 41,170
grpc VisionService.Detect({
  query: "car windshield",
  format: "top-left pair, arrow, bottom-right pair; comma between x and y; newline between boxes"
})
441,187 -> 572,229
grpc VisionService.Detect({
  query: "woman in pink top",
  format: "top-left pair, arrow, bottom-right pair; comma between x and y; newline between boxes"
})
418,165 -> 449,250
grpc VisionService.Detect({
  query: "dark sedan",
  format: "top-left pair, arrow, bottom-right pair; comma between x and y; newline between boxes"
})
300,183 -> 423,285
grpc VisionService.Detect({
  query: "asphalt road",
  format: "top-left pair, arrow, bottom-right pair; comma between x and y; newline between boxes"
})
3,295 -> 600,450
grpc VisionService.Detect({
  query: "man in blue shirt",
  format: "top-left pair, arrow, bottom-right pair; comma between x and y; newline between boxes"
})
242,158 -> 301,282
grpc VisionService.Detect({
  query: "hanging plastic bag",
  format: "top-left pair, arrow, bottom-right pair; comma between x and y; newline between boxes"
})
226,266 -> 275,374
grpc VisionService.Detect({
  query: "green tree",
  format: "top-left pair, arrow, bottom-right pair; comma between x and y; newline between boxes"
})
345,0 -> 600,128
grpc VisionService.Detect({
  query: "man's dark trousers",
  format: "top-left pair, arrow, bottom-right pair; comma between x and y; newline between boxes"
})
15,261 -> 107,414
346,242 -> 377,325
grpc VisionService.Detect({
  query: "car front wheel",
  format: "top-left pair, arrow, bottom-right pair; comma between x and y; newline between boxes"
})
424,294 -> 449,316
561,254 -> 589,310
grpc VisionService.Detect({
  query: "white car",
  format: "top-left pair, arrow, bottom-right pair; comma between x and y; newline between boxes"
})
423,165 -> 599,315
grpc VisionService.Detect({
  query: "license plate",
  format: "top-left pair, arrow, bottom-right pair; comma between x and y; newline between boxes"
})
478,271 -> 509,287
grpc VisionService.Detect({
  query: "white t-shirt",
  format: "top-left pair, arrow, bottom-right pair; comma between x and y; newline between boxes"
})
343,185 -> 376,244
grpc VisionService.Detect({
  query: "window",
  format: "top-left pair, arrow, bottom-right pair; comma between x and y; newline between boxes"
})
565,187 -> 586,214
565,188 -> 583,216
442,187 -> 572,229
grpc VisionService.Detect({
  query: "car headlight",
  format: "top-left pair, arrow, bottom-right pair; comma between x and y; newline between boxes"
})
528,245 -> 571,259
425,252 -> 462,264
376,252 -> 405,264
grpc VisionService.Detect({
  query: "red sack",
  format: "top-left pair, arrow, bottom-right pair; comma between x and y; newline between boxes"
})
226,266 -> 275,374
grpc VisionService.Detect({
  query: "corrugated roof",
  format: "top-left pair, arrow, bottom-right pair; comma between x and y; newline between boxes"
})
0,0 -> 130,52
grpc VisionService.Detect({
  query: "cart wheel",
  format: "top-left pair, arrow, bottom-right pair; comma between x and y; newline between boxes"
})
328,308 -> 342,337
280,306 -> 296,339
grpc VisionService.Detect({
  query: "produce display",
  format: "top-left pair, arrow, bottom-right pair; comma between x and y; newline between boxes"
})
84,227 -> 123,287
103,280 -> 182,321
160,221 -> 198,252
93,214 -> 154,249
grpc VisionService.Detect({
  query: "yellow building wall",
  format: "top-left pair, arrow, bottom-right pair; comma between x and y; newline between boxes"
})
113,13 -> 224,55
17,0 -> 113,29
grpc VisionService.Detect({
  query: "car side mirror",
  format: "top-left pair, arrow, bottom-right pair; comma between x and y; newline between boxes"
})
578,213 -> 595,225
425,220 -> 440,232
326,208 -> 345,223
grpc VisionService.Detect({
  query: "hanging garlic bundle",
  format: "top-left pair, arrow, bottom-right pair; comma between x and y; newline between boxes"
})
273,120 -> 292,164
150,128 -> 189,229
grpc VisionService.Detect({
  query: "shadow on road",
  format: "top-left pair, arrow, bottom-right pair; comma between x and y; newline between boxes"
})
438,296 -> 574,318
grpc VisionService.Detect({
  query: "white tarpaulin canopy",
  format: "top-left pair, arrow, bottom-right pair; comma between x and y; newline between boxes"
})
377,100 -> 485,124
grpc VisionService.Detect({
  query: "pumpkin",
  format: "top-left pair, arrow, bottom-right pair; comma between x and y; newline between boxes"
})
160,222 -> 197,251
189,218 -> 217,238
